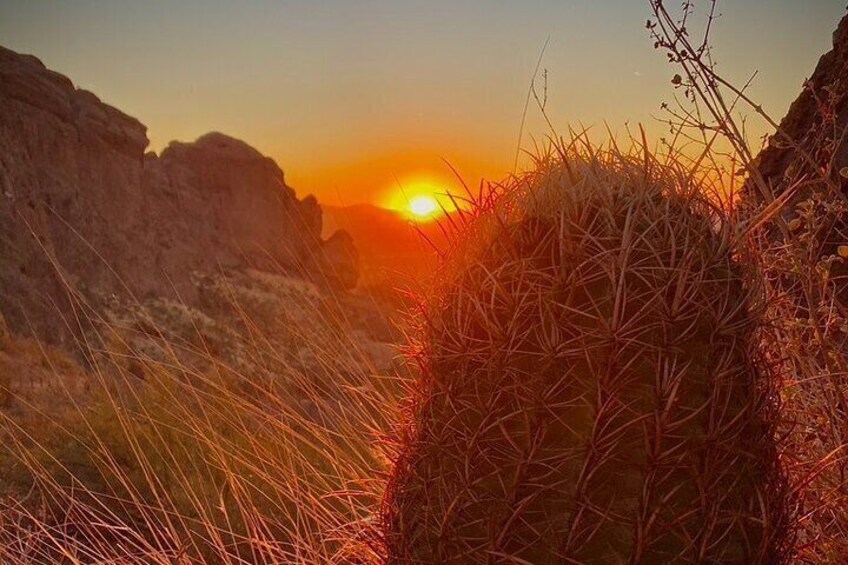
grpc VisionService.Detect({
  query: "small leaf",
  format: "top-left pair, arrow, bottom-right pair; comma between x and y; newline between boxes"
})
671,74 -> 683,86
788,218 -> 802,232
839,167 -> 848,179
838,245 -> 848,258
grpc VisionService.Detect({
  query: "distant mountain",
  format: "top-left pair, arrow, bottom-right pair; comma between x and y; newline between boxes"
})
323,203 -> 450,290
323,203 -> 447,255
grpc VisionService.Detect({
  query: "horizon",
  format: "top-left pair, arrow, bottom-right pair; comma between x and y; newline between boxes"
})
2,1 -> 845,208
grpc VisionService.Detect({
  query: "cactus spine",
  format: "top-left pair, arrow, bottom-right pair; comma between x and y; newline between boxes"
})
381,146 -> 790,563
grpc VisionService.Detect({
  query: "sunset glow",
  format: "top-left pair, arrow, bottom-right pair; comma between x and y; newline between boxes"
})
408,195 -> 439,219
382,178 -> 458,222
4,1 -> 848,561
4,2 -> 839,206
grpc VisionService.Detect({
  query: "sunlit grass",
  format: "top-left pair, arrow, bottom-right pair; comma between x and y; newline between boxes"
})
0,277 -> 409,563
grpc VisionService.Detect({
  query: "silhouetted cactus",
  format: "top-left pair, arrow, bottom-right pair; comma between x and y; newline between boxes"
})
381,145 -> 791,563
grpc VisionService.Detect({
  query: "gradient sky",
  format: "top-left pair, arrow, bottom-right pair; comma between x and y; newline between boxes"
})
2,1 -> 845,206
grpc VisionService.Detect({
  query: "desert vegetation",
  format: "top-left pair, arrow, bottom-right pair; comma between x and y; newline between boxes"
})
647,2 -> 848,560
0,276 -> 401,563
2,1 -> 848,564
381,142 -> 791,563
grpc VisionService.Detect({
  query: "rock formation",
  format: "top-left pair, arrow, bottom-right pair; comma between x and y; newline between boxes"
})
750,13 -> 848,207
0,46 -> 358,346
743,12 -> 848,561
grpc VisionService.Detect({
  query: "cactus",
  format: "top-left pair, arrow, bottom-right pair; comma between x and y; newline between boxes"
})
380,146 -> 790,563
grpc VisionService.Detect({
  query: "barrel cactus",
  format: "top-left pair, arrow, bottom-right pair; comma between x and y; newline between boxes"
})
380,146 -> 790,563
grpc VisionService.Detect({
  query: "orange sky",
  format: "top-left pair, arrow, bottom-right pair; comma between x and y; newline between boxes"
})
2,1 -> 846,207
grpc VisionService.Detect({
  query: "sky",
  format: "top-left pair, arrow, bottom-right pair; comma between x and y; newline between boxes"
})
2,1 -> 846,207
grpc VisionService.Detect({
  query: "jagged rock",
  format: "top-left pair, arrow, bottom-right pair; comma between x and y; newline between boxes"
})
298,194 -> 324,243
0,46 -> 359,345
742,12 -> 848,297
310,229 -> 360,290
138,132 -> 332,297
751,13 -> 848,205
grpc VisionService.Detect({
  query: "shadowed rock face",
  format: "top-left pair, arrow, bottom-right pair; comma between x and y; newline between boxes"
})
0,46 -> 358,345
751,13 -> 848,205
741,13 -> 848,305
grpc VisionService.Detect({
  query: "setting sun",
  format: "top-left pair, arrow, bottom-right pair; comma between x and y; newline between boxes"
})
382,177 -> 461,222
408,195 -> 439,219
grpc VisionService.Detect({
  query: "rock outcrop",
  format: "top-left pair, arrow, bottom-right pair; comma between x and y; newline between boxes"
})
750,13 -> 848,205
0,46 -> 358,346
741,12 -> 848,296
742,13 -> 848,561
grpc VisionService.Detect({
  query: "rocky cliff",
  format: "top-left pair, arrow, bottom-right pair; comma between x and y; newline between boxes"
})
0,46 -> 358,346
751,13 -> 848,204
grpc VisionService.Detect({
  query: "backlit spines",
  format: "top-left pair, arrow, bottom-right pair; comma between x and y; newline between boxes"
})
380,146 -> 791,564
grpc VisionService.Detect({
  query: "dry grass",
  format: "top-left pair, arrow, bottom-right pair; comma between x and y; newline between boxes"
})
0,275 -> 406,564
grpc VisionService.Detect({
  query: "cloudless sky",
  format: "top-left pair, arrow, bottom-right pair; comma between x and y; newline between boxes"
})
2,1 -> 845,205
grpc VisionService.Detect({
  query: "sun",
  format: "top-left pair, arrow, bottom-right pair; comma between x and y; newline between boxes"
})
381,176 -> 463,222
408,194 -> 439,219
